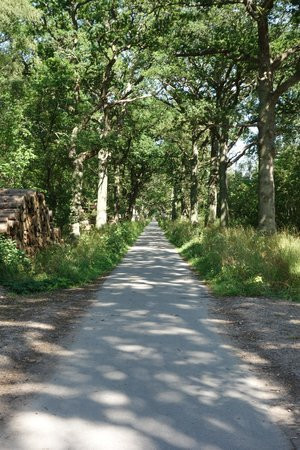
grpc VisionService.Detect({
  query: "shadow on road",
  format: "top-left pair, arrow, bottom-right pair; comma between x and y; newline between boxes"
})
0,223 -> 293,449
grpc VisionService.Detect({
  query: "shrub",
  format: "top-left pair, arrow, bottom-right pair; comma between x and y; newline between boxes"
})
161,219 -> 200,247
2,221 -> 145,294
0,236 -> 31,280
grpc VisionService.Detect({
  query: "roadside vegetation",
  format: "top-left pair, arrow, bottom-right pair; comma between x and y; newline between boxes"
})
0,222 -> 145,294
162,221 -> 300,302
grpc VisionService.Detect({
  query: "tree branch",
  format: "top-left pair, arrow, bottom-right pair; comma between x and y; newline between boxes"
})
242,0 -> 258,19
227,118 -> 258,151
272,66 -> 300,101
262,0 -> 274,12
271,45 -> 300,71
176,48 -> 230,58
75,0 -> 96,13
176,47 -> 258,64
78,148 -> 98,163
108,94 -> 152,107
227,142 -> 256,167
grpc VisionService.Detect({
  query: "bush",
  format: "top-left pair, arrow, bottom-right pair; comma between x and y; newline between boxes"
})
162,219 -> 200,247
0,236 -> 31,280
162,221 -> 300,301
2,221 -> 145,294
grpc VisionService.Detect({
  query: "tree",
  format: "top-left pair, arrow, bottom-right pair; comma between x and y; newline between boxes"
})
174,0 -> 300,232
242,0 -> 300,232
0,0 -> 38,190
173,6 -> 254,226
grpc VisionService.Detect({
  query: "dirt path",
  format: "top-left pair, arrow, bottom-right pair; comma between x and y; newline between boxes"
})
0,222 -> 299,449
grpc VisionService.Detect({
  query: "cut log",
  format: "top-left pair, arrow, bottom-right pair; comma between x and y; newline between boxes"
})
0,222 -> 9,234
0,189 -> 61,254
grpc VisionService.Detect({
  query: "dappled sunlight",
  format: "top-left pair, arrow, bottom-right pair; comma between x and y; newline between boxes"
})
100,369 -> 128,381
0,321 -> 54,330
94,302 -> 118,308
25,331 -> 74,357
90,391 -> 130,406
171,302 -> 198,309
10,413 -> 157,450
146,325 -> 197,335
0,223 -> 291,449
205,417 -> 234,433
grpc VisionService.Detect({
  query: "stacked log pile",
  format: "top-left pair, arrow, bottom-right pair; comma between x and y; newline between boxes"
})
0,189 -> 61,255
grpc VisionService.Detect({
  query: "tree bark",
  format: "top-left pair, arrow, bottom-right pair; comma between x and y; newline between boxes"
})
69,126 -> 83,238
180,188 -> 189,219
127,189 -> 139,221
190,139 -> 199,223
96,109 -> 110,229
126,169 -> 141,221
219,133 -> 229,227
96,150 -> 109,228
113,166 -> 121,222
180,159 -> 189,219
206,130 -> 219,226
171,179 -> 179,221
257,14 -> 276,233
258,98 -> 276,233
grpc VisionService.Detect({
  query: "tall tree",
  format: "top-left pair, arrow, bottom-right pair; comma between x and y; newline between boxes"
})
242,0 -> 300,232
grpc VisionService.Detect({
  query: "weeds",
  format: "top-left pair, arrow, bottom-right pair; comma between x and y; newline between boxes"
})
161,221 -> 300,301
0,221 -> 145,294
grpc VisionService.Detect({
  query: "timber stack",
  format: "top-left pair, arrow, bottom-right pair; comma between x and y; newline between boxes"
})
0,189 -> 61,255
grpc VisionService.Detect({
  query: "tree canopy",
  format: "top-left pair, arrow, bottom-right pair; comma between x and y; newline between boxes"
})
0,0 -> 299,234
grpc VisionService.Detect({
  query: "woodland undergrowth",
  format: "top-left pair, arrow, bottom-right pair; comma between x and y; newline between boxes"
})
0,221 -> 145,294
162,220 -> 300,302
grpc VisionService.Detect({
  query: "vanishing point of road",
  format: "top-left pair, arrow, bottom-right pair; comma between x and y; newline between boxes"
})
0,222 -> 292,449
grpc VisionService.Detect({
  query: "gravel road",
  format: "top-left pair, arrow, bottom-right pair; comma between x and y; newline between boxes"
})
0,222 -> 293,449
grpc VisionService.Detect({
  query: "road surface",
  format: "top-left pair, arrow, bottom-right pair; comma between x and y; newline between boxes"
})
0,222 -> 292,449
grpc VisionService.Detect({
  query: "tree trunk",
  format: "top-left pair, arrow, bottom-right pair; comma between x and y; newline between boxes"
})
69,126 -> 83,238
113,166 -> 121,223
206,130 -> 219,226
96,150 -> 108,228
257,15 -> 276,233
258,99 -> 276,233
96,109 -> 110,229
171,179 -> 179,221
127,194 -> 138,221
219,135 -> 229,228
180,189 -> 189,219
126,173 -> 140,221
131,207 -> 138,222
180,162 -> 189,219
190,139 -> 199,223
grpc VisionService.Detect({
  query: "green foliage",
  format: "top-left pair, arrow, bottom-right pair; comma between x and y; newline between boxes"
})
228,170 -> 258,227
0,0 -> 38,76
162,221 -> 300,301
162,219 -> 200,247
0,236 -> 31,279
0,0 -> 299,262
2,222 -> 145,294
275,142 -> 300,230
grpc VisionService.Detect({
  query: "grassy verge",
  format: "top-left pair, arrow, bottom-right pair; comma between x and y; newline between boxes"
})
0,221 -> 145,294
161,220 -> 300,302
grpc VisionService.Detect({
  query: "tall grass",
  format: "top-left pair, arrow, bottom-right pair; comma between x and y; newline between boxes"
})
0,221 -> 145,294
162,221 -> 300,301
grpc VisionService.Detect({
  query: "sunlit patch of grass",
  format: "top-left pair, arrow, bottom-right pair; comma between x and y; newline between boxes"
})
0,222 -> 145,294
161,221 -> 300,302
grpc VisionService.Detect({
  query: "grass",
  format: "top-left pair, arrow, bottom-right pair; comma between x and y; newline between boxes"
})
161,220 -> 300,302
0,221 -> 145,294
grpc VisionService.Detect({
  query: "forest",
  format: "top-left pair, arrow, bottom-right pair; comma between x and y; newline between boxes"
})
0,0 -> 299,299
